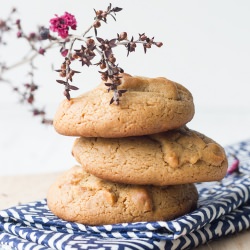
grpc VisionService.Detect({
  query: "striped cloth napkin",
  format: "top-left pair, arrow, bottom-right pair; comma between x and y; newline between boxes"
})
0,139 -> 250,250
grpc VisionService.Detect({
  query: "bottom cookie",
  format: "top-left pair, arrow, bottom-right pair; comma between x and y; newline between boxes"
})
47,166 -> 198,225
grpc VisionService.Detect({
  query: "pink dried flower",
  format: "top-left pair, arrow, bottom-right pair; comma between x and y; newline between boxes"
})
17,31 -> 22,38
38,47 -> 46,55
49,12 -> 77,39
29,32 -> 36,40
227,154 -> 240,174
60,48 -> 68,57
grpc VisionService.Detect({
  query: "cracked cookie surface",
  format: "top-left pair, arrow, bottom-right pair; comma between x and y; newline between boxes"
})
47,166 -> 198,225
72,126 -> 228,185
53,73 -> 195,137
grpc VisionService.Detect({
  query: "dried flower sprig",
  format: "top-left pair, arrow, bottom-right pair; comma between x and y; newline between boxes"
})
0,3 -> 163,124
0,8 -> 54,124
10,63 -> 53,125
0,8 -> 16,45
49,3 -> 163,104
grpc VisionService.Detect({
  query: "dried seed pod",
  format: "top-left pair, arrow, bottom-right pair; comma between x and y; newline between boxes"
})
93,20 -> 101,28
108,54 -> 116,63
155,42 -> 163,47
119,32 -> 127,40
72,53 -> 79,59
100,63 -> 106,69
60,70 -> 66,77
95,10 -> 103,16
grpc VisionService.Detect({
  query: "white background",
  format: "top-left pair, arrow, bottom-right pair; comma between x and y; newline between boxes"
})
1,0 -> 250,175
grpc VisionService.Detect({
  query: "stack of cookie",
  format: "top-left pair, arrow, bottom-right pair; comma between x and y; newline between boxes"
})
47,73 -> 228,225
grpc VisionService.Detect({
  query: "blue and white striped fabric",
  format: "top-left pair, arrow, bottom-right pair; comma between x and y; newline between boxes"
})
0,139 -> 250,250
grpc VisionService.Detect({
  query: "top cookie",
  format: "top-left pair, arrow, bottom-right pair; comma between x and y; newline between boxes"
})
53,73 -> 195,137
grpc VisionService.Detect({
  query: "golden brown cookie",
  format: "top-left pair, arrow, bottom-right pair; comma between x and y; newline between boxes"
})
53,73 -> 195,137
47,166 -> 198,225
72,126 -> 228,186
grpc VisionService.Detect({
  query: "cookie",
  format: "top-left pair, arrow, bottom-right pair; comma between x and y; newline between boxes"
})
53,73 -> 195,138
72,126 -> 228,186
47,166 -> 198,225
